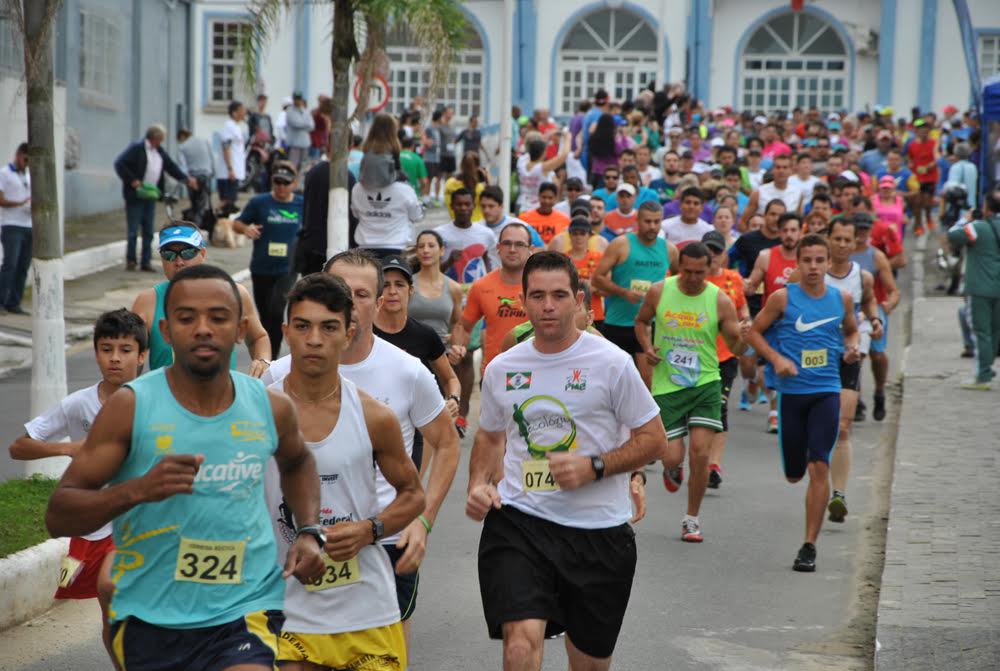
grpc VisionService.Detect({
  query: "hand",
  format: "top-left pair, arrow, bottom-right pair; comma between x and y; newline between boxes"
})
547,453 -> 596,491
248,358 -> 270,378
447,345 -> 467,364
629,474 -> 647,524
130,179 -> 141,189
283,535 -> 325,584
774,356 -> 798,377
739,319 -> 752,339
444,397 -> 459,419
244,224 -> 262,240
623,290 -> 644,304
642,347 -> 662,366
393,519 -> 428,574
323,520 -> 372,562
187,176 -> 199,190
227,168 -> 236,180
62,440 -> 84,458
465,483 -> 501,521
138,454 -> 204,502
880,301 -> 893,316
869,319 -> 884,341
843,345 -> 861,364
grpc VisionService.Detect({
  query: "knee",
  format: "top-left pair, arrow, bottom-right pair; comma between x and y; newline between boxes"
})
837,420 -> 852,438
97,572 -> 115,610
807,461 -> 830,478
503,630 -> 541,666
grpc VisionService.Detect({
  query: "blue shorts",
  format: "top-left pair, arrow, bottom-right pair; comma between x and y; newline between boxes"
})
870,307 -> 889,353
216,178 -> 239,202
777,392 -> 840,480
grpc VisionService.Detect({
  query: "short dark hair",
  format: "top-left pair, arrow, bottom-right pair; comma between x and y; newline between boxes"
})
480,185 -> 504,205
796,233 -> 831,259
840,180 -> 862,193
811,193 -> 833,207
416,229 -> 445,249
680,186 -> 705,203
723,166 -> 741,178
285,273 -> 353,324
163,264 -> 242,318
829,216 -> 857,236
522,251 -> 580,295
621,165 -> 639,176
621,148 -> 636,158
764,198 -> 787,214
679,242 -> 712,264
16,142 -> 28,154
228,100 -> 244,116
451,187 -> 474,202
324,249 -> 384,296
603,165 -> 620,176
985,189 -> 1000,216
499,222 -> 533,244
638,200 -> 662,216
538,181 -> 558,196
717,145 -> 737,157
93,308 -> 147,352
778,212 -> 802,228
795,152 -> 811,163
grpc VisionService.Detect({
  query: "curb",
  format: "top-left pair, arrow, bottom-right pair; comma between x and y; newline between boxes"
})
0,538 -> 70,631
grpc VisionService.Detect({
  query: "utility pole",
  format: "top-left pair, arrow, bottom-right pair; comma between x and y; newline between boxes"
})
499,0 -> 514,215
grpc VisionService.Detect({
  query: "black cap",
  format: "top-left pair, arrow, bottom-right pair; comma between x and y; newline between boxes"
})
570,196 -> 592,218
381,255 -> 413,283
852,212 -> 874,229
701,230 -> 727,252
271,162 -> 297,182
681,150 -> 694,159
568,216 -> 592,233
292,91 -> 304,100
565,177 -> 584,190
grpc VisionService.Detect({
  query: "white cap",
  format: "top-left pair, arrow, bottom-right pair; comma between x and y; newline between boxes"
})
827,112 -> 841,121
753,115 -> 767,125
840,169 -> 860,183
692,163 -> 710,174
281,96 -> 293,107
709,136 -> 724,147
615,183 -> 636,196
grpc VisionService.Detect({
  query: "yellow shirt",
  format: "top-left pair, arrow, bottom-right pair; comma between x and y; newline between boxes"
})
444,178 -> 485,222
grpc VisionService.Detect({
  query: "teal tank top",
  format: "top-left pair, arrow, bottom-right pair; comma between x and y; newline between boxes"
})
605,233 -> 670,326
108,368 -> 284,627
150,281 -> 238,371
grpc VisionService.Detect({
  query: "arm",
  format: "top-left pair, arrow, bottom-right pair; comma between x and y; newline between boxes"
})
465,428 -> 505,521
548,414 -> 668,490
238,284 -> 273,376
10,435 -> 79,460
746,290 -> 797,377
429,354 -> 461,416
113,145 -> 141,187
130,288 -> 156,345
0,186 -> 28,208
500,327 -> 519,353
633,282 -> 664,365
739,191 -> 759,232
717,291 -> 747,355
540,130 -> 572,173
858,270 -> 883,341
668,241 -> 679,274
161,150 -> 189,183
874,250 -> 900,313
840,292 -> 861,362
591,238 -> 639,301
745,249 -> 769,296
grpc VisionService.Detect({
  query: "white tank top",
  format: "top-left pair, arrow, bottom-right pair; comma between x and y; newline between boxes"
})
825,262 -> 862,311
265,377 -> 400,634
756,181 -> 802,214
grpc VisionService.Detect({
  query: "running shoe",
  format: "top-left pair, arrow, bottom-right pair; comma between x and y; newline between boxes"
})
873,393 -> 886,421
662,466 -> 684,493
854,401 -> 866,423
960,378 -> 993,391
961,348 -> 975,359
766,413 -> 778,434
455,416 -> 467,438
793,543 -> 816,572
757,391 -> 769,404
681,518 -> 703,543
707,464 -> 722,489
828,493 -> 848,523
739,390 -> 751,411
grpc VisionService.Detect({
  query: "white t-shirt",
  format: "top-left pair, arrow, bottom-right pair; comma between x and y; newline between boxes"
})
747,168 -> 765,191
639,166 -> 662,185
143,140 -> 164,186
788,174 -> 820,203
214,119 -> 247,181
25,383 -> 111,541
660,216 -> 713,247
263,337 -> 445,545
350,181 -> 424,248
756,181 -> 803,214
479,333 -> 660,529
516,153 -> 545,212
434,221 -> 498,285
0,164 -> 32,228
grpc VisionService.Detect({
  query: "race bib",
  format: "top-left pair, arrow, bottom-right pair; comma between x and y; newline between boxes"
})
58,555 -> 83,589
630,279 -> 652,294
522,459 -> 559,492
268,242 -> 288,257
667,348 -> 701,388
175,538 -> 245,585
304,555 -> 362,592
801,349 -> 828,369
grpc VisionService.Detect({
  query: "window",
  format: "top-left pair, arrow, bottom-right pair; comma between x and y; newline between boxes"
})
79,11 -> 120,99
385,24 -> 484,121
556,8 -> 657,115
739,11 -> 848,113
980,35 -> 1000,80
0,11 -> 21,74
207,19 -> 254,108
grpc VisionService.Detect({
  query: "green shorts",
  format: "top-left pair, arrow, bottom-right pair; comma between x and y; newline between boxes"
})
655,381 -> 723,440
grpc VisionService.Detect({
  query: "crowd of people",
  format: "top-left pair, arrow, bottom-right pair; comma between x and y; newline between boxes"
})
4,80 -> 1000,671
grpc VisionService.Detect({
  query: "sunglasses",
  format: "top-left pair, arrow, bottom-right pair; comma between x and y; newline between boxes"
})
273,177 -> 293,186
160,246 -> 201,262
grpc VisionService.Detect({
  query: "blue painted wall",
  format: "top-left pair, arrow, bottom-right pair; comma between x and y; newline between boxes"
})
513,0 -> 537,113
878,0 -> 897,107
917,0 -> 937,113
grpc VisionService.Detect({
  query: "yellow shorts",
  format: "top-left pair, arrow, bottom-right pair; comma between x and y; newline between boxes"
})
277,621 -> 406,670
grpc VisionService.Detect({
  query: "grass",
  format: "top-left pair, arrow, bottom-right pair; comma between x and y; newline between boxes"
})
0,475 -> 58,559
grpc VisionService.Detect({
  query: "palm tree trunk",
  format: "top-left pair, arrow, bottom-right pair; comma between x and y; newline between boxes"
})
326,0 -> 354,259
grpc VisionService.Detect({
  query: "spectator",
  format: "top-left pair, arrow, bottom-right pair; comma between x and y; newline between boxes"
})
516,129 -> 570,212
284,92 -> 315,172
274,96 -> 292,148
947,143 -> 978,210
399,133 -> 429,198
213,100 -> 247,214
175,129 -> 215,235
310,94 -> 332,158
456,115 -> 482,157
247,94 -> 274,145
347,134 -> 364,179
0,143 -> 32,314
294,160 -> 358,276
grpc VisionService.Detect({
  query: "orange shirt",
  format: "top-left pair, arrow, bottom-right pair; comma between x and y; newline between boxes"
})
462,270 -> 527,370
571,249 -> 606,321
603,209 -> 638,237
520,208 -> 570,244
707,268 -> 746,361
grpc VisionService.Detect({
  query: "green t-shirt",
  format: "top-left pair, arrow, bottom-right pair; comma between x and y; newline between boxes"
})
948,217 -> 1000,298
400,150 -> 427,192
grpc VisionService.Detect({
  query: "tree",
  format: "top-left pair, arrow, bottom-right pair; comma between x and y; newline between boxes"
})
243,0 -> 467,260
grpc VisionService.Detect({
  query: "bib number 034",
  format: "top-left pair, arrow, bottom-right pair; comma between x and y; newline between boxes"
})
175,538 -> 246,585
522,459 -> 559,492
305,555 -> 362,592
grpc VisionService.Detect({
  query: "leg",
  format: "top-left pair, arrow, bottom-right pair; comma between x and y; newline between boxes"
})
267,271 -> 298,359
990,298 -> 1000,371
686,427 -> 715,517
804,461 -> 831,544
970,295 -> 997,382
10,228 -> 32,308
501,619 -> 546,671
661,436 -> 685,469
454,350 -> 475,418
96,551 -> 119,670
804,393 -> 840,544
565,636 -> 612,671
831,389 -> 857,494
870,352 -> 889,396
124,201 -> 140,265
739,353 -> 758,401
140,201 -> 155,268
959,301 -> 975,354
0,227 -> 17,307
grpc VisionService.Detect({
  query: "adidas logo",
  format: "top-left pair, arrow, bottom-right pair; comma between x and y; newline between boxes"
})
366,192 -> 392,210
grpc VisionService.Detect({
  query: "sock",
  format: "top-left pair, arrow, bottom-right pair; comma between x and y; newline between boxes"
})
833,489 -> 845,499
683,515 -> 699,525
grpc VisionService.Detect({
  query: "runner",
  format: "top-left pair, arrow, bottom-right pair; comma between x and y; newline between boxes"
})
906,119 -> 939,235
660,186 -> 713,247
130,224 -> 271,376
739,154 -> 803,231
466,251 -> 668,670
499,281 -> 603,352
602,183 -> 639,238
747,235 -> 861,572
435,189 -> 497,285
9,308 -> 147,660
46,263 -> 326,670
563,216 -> 606,328
480,185 -> 544,264
593,201 -> 677,388
264,273 -> 425,671
520,182 -> 571,245
634,243 -> 747,542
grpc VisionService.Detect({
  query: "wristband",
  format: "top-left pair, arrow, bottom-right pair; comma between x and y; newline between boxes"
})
631,471 -> 647,485
418,514 -> 433,534
257,358 -> 271,366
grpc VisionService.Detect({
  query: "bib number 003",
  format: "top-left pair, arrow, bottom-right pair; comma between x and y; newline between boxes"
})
305,555 -> 362,592
522,459 -> 559,492
175,538 -> 245,585
801,349 -> 828,369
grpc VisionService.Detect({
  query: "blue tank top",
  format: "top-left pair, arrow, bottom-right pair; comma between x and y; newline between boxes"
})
108,368 -> 284,628
850,246 -> 876,277
605,233 -> 669,326
769,284 -> 844,394
150,281 -> 238,372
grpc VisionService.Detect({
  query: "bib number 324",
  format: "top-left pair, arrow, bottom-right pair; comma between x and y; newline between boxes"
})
175,538 -> 245,585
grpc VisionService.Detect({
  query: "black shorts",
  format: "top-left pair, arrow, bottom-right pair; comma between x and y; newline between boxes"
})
918,181 -> 936,195
719,358 -> 739,431
601,323 -> 642,355
777,392 -> 840,480
839,359 -> 861,392
478,505 -> 637,659
216,178 -> 239,202
110,610 -> 284,671
425,161 -> 440,178
383,544 -> 419,621
439,155 -> 457,175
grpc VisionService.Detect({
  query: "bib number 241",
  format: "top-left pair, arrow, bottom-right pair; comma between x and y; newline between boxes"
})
175,538 -> 245,585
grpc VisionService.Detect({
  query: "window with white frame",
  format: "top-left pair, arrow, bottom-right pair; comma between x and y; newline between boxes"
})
385,24 -> 484,121
980,35 -> 1000,80
740,11 -> 848,114
0,10 -> 22,74
207,19 -> 254,108
556,8 -> 657,116
79,11 -> 120,100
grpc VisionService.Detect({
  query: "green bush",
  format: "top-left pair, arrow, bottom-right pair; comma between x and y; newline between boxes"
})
0,475 -> 59,559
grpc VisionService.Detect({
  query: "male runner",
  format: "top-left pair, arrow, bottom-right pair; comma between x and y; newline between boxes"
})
748,235 -> 860,572
46,264 -> 326,670
660,187 -> 712,247
593,201 -> 677,388
265,273 -> 425,670
740,154 -> 803,231
467,251 -> 668,671
131,224 -> 271,376
906,119 -> 939,235
520,182 -> 570,245
9,309 -> 147,659
634,243 -> 747,542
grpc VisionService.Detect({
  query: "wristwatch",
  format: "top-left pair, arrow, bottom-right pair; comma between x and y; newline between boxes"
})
367,516 -> 385,544
591,456 -> 606,481
446,394 -> 460,404
295,524 -> 327,548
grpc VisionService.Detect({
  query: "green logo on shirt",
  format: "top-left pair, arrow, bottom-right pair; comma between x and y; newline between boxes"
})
506,371 -> 532,390
512,394 -> 578,459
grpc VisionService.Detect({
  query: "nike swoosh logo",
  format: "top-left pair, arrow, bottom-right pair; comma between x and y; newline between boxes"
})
795,315 -> 839,332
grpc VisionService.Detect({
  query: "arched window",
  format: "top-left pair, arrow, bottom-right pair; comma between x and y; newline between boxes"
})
556,8 -> 657,115
740,11 -> 848,113
385,24 -> 484,121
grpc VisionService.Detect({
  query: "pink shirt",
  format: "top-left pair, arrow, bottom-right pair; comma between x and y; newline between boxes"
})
873,193 -> 906,239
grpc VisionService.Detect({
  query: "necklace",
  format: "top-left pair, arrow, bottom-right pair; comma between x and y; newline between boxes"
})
285,379 -> 341,404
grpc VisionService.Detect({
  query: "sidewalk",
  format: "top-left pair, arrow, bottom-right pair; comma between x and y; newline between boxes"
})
874,294 -> 1000,669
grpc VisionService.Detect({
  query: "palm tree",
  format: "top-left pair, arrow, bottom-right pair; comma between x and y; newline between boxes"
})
243,0 -> 467,260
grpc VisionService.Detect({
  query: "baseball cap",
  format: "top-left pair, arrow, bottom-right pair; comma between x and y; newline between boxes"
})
827,112 -> 841,121
840,169 -> 860,183
913,118 -> 927,127
570,196 -> 592,218
668,126 -> 683,135
877,129 -> 893,141
159,225 -> 204,249
853,212 -> 874,229
613,114 -> 628,126
292,91 -> 304,100
594,89 -> 609,104
568,216 -> 592,233
828,121 -> 841,130
701,230 -> 727,252
271,162 -> 297,183
381,255 -> 413,283
281,96 -> 293,107
943,104 -> 959,116
616,183 -> 636,196
878,175 -> 896,189
753,115 -> 767,125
